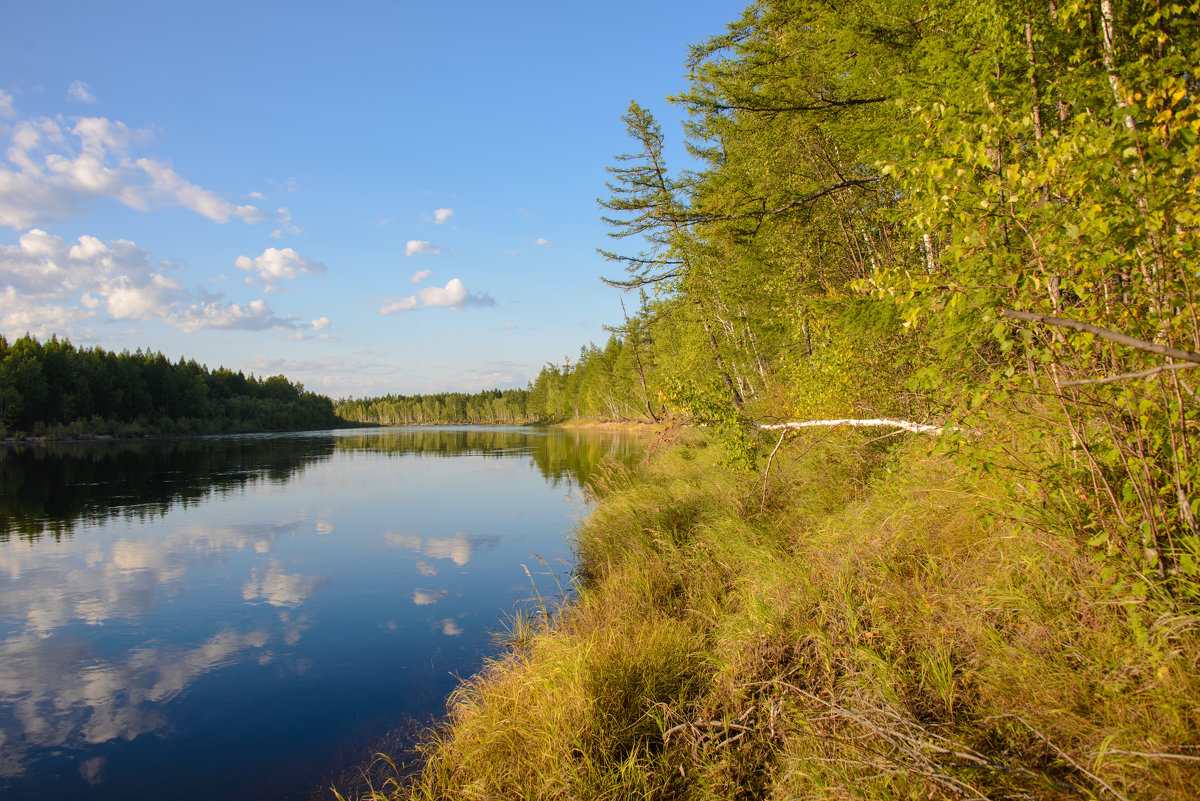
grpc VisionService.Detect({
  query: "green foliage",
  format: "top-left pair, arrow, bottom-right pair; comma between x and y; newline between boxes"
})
583,0 -> 1200,603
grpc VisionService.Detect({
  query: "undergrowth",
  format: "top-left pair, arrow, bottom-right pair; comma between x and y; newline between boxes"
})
348,431 -> 1200,800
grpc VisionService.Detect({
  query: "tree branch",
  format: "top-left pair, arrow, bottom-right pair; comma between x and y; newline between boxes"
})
1057,362 -> 1200,388
999,309 -> 1200,365
684,178 -> 880,223
705,95 -> 890,115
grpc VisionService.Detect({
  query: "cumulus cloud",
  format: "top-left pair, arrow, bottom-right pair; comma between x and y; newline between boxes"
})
68,81 -> 97,104
0,286 -> 92,339
168,298 -> 292,332
0,99 -> 264,228
311,316 -> 330,330
379,295 -> 418,315
419,278 -> 495,310
433,208 -> 453,224
534,237 -> 551,246
409,268 -> 431,284
0,228 -> 295,337
378,278 -> 493,315
405,239 -> 439,257
235,246 -> 325,291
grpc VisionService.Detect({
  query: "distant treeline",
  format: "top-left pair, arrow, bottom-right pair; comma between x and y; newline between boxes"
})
0,334 -> 340,438
335,337 -> 660,426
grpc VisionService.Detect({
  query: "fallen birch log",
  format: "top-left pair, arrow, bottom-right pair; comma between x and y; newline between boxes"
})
754,418 -> 946,436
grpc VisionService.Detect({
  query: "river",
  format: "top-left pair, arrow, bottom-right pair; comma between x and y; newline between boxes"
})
0,426 -> 643,800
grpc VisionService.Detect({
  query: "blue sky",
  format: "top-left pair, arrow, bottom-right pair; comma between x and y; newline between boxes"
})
0,0 -> 743,397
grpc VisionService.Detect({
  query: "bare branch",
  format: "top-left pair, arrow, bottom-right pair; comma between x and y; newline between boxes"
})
686,178 -> 880,223
704,95 -> 890,115
999,309 -> 1200,365
1058,362 -> 1200,388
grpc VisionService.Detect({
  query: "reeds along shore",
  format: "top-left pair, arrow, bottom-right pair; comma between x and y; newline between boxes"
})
349,430 -> 1200,800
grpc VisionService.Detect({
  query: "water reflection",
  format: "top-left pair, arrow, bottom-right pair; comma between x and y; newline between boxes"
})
0,435 -> 334,543
0,626 -> 271,779
1,427 -> 637,545
0,426 -> 644,800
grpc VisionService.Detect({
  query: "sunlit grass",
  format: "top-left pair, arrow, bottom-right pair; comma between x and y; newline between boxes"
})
351,430 -> 1200,800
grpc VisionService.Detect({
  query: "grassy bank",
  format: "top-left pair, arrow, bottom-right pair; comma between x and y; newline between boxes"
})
353,430 -> 1200,800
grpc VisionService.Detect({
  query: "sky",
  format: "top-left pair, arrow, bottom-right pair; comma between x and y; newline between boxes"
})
0,0 -> 745,398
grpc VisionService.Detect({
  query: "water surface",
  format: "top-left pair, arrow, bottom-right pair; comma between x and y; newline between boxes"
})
0,426 -> 642,800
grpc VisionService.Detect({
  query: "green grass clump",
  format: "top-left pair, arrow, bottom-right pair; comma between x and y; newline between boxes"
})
359,431 -> 1200,800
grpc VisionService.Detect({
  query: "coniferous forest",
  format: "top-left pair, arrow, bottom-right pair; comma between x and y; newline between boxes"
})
0,334 -> 339,437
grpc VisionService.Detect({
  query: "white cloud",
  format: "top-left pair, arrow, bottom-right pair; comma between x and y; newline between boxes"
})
378,278 -> 493,315
441,619 -> 463,636
105,273 -> 185,320
535,237 -> 551,246
433,208 -> 453,224
409,268 -> 431,283
234,246 -> 324,291
270,206 -> 301,239
418,278 -> 495,310
168,298 -> 291,332
379,295 -> 418,315
0,106 -> 265,228
311,316 -> 330,330
248,191 -> 264,200
135,159 -> 264,223
68,81 -> 98,104
0,286 -> 92,339
405,239 -> 439,257
0,229 -> 299,338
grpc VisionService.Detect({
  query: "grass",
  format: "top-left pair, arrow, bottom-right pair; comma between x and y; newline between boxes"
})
349,429 -> 1200,800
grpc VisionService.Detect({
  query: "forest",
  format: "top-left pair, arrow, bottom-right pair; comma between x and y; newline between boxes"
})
0,333 -> 340,437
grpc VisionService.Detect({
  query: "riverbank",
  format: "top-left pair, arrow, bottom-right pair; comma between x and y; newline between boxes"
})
355,429 -> 1199,800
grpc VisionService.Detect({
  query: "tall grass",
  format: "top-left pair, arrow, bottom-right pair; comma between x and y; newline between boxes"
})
354,431 -> 1200,800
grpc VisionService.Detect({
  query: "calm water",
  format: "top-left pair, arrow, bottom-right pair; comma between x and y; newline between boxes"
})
0,426 -> 642,800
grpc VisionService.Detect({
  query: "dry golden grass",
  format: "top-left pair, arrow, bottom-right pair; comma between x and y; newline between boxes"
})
354,431 -> 1200,800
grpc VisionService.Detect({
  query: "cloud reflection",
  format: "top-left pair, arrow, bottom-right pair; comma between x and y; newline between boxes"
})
384,531 -> 496,567
242,560 -> 329,607
0,627 -> 269,778
412,589 -> 447,606
0,521 -> 302,634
